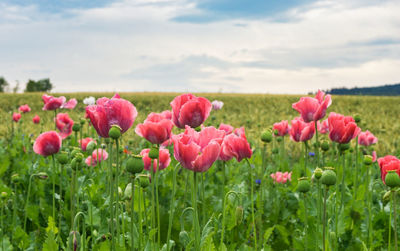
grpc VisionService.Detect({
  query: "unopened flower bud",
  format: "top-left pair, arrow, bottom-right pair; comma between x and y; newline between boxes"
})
37,172 -> 49,180
353,115 -> 361,123
179,230 -> 190,247
321,141 -> 330,152
68,231 -> 81,251
86,141 -> 96,153
72,124 -> 81,132
338,143 -> 350,152
80,118 -> 86,125
364,155 -> 373,165
139,175 -> 150,188
57,152 -> 69,165
11,173 -> 21,183
235,206 -> 243,224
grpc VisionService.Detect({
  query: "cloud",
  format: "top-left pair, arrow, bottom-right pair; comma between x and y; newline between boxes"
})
0,0 -> 399,94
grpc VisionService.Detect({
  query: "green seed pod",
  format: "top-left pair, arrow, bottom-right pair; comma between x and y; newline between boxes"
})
383,190 -> 392,203
179,230 -> 190,247
329,231 -> 337,242
211,115 -> 216,121
297,178 -> 311,193
148,147 -> 159,159
72,124 -> 81,132
364,155 -> 373,165
272,148 -> 279,154
275,136 -> 282,142
385,171 -> 400,188
314,168 -> 323,180
86,141 -> 96,153
57,152 -> 69,165
70,158 -> 81,171
101,144 -> 107,149
261,130 -> 273,143
338,143 -> 350,152
104,138 -> 110,144
126,155 -> 144,174
235,206 -> 243,225
194,127 -> 201,132
320,141 -> 330,152
68,231 -> 81,251
80,118 -> 86,125
109,125 -> 122,140
139,175 -> 150,188
353,115 -> 361,123
321,169 -> 336,186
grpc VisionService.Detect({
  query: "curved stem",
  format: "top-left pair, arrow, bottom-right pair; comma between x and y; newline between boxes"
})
245,158 -> 257,250
73,212 -> 86,251
167,164 -> 180,251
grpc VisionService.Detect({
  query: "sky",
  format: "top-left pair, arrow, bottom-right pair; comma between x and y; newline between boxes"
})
0,0 -> 399,94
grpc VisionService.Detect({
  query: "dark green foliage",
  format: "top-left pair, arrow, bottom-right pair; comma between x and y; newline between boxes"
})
24,79 -> 53,92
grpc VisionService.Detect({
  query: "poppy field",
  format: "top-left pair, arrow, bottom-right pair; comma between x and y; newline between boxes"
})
1,91 -> 400,251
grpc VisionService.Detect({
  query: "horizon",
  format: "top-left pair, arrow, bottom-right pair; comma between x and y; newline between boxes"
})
1,0 -> 400,94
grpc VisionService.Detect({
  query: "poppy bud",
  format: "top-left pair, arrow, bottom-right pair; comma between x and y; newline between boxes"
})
194,126 -> 201,132
57,152 -> 69,165
118,186 -> 123,198
74,153 -> 84,163
364,155 -> 373,165
71,148 -> 81,158
68,231 -> 81,251
109,125 -> 122,140
235,206 -> 243,225
71,158 -> 81,171
37,172 -> 49,180
139,175 -> 150,188
297,177 -> 311,193
124,183 -> 133,200
353,115 -> 361,123
321,169 -> 336,186
349,147 -> 354,153
126,155 -> 144,174
272,148 -> 279,154
383,190 -> 391,203
179,230 -> 190,247
1,192 -> 8,200
320,141 -> 330,152
11,173 -> 21,183
329,231 -> 336,242
104,138 -> 110,144
80,118 -> 86,125
385,171 -> 400,188
148,147 -> 159,159
261,130 -> 272,143
72,124 -> 81,132
86,141 -> 96,153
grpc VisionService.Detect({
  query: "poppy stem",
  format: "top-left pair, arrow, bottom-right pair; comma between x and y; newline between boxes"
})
201,172 -> 206,227
366,160 -> 372,247
393,190 -> 398,251
150,160 -> 156,247
138,181 -> 143,250
314,121 -> 319,166
166,163 -> 180,251
192,172 -> 200,251
155,154 -> 161,248
354,138 -> 359,198
24,175 -> 34,232
304,142 -> 308,176
109,141 -> 115,251
70,169 -> 75,229
54,109 -> 57,131
115,138 -> 120,247
323,187 -> 328,251
52,154 -> 56,224
245,158 -> 257,250
59,164 -> 63,244
220,191 -> 239,248
340,152 -> 346,216
389,194 -> 392,251
304,193 -> 308,250
131,176 -> 135,251
317,179 -> 321,249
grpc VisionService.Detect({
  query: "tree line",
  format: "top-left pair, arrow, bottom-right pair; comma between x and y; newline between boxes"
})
0,77 -> 53,93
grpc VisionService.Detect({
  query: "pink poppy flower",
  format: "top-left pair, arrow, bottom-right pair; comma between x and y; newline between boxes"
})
273,120 -> 289,137
85,149 -> 108,166
292,90 -> 332,122
372,151 -> 377,162
319,119 -> 329,134
32,115 -> 41,124
328,112 -> 361,144
289,117 -> 315,142
33,131 -> 62,157
219,123 -> 234,135
358,130 -> 378,146
170,93 -> 212,129
172,126 -> 224,172
378,155 -> 400,184
271,171 -> 292,184
86,94 -> 138,138
160,110 -> 172,120
79,137 -> 95,151
56,113 -> 74,139
13,113 -> 21,122
140,148 -> 171,172
211,100 -> 224,110
19,104 -> 31,113
219,127 -> 252,162
42,94 -> 67,111
62,98 -> 78,109
135,112 -> 174,144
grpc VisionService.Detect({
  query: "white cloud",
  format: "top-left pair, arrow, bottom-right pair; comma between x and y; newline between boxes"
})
0,0 -> 399,93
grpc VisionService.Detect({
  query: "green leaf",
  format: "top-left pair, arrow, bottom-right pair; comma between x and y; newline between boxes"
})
42,231 -> 58,251
263,226 -> 275,245
45,216 -> 58,235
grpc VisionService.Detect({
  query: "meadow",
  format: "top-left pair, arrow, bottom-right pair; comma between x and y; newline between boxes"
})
0,92 -> 400,251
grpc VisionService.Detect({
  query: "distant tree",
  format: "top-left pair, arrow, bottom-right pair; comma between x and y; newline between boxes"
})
0,77 -> 9,92
24,78 -> 53,92
13,81 -> 20,93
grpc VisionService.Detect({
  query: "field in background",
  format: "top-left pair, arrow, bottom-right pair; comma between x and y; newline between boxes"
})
0,92 -> 399,155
